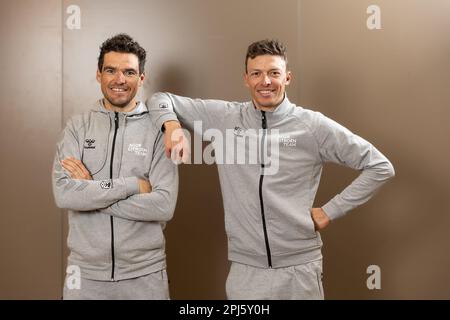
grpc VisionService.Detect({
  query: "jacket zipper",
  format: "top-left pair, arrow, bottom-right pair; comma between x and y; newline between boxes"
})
259,111 -> 272,268
110,112 -> 119,280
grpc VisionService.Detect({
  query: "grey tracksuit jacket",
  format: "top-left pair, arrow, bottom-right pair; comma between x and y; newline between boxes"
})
52,100 -> 178,281
148,92 -> 395,268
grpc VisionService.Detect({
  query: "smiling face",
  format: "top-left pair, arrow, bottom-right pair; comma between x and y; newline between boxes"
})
96,51 -> 145,112
244,54 -> 291,111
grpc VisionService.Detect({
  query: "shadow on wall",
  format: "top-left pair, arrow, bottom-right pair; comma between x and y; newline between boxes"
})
145,63 -> 230,299
165,163 -> 229,299
149,63 -> 193,96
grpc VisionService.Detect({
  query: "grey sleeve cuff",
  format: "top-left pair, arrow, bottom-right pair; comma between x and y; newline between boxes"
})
124,176 -> 140,197
322,198 -> 346,221
157,114 -> 180,133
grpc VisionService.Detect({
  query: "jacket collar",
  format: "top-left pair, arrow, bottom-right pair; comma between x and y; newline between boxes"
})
245,94 -> 294,124
94,99 -> 148,117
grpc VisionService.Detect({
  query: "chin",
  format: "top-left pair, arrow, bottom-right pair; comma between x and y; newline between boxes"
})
107,98 -> 131,108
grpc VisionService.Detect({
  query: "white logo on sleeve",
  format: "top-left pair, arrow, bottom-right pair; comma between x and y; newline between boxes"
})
100,180 -> 112,189
128,144 -> 148,156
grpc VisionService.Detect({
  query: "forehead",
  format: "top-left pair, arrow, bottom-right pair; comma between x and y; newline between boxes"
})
102,51 -> 139,70
247,54 -> 286,70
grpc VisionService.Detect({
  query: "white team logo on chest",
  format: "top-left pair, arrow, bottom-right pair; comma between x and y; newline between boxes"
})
128,143 -> 148,156
279,134 -> 297,147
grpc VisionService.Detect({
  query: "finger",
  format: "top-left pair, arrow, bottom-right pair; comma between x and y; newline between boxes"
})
71,158 -> 85,171
61,163 -> 75,176
171,137 -> 181,159
173,143 -> 182,163
71,159 -> 90,179
171,132 -> 190,164
62,161 -> 79,178
176,136 -> 184,163
72,159 -> 91,178
164,135 -> 172,159
181,137 -> 191,164
62,159 -> 83,178
61,160 -> 78,173
171,143 -> 183,165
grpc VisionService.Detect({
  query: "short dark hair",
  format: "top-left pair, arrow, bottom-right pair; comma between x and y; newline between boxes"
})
98,33 -> 146,74
245,39 -> 287,72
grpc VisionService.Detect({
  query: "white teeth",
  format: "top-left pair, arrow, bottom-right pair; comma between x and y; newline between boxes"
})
111,88 -> 126,92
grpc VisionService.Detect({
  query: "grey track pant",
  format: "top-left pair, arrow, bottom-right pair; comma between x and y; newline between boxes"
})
63,269 -> 169,300
226,260 -> 324,300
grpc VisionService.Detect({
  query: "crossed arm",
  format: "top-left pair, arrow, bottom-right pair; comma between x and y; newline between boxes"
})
52,118 -> 178,222
61,157 -> 151,193
59,157 -> 177,222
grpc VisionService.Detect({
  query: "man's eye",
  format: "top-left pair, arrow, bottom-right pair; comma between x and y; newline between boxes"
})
271,71 -> 281,77
104,69 -> 115,74
125,71 -> 137,76
251,72 -> 260,77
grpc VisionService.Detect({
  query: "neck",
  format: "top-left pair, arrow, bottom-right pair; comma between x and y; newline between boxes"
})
103,99 -> 138,113
253,99 -> 284,112
252,93 -> 286,112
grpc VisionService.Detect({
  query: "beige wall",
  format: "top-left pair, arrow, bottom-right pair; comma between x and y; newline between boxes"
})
0,0 -> 62,299
1,0 -> 449,299
299,0 -> 450,299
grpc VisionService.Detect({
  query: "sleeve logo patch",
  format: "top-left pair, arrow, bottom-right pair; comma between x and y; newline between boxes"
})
100,180 -> 112,189
159,103 -> 168,109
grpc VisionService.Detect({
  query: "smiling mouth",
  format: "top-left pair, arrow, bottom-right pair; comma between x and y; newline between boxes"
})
110,87 -> 128,93
257,89 -> 275,96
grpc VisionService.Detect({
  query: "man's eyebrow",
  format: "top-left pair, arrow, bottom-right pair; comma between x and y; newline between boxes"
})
123,68 -> 138,73
102,66 -> 138,73
249,68 -> 282,72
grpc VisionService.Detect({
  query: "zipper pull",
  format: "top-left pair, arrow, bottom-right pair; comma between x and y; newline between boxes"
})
261,111 -> 267,129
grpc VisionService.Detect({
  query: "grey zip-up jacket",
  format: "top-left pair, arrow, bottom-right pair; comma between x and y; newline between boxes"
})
147,92 -> 394,268
52,100 -> 178,281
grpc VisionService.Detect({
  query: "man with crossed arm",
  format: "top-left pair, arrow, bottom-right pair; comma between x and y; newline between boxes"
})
52,34 -> 178,299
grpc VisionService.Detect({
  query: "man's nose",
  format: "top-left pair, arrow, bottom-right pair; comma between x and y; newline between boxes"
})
263,74 -> 271,85
114,71 -> 126,83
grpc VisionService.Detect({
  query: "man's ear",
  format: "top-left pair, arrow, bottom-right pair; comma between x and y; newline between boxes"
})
139,72 -> 145,87
243,72 -> 250,88
96,69 -> 101,83
285,71 -> 292,86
